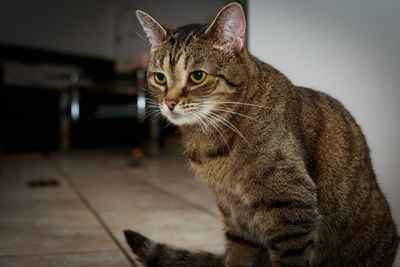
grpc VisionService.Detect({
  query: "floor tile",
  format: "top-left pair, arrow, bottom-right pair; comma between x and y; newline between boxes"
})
0,149 -> 226,266
0,153 -> 127,260
0,250 -> 131,267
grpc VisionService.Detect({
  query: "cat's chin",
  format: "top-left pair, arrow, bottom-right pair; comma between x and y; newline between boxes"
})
165,116 -> 197,126
160,105 -> 198,126
162,112 -> 197,126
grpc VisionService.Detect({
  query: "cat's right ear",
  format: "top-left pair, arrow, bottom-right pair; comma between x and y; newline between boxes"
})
136,10 -> 167,50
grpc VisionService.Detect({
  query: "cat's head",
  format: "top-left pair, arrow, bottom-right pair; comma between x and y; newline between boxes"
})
136,2 -> 247,126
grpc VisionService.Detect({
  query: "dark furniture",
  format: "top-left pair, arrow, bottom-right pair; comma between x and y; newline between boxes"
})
1,44 -> 151,153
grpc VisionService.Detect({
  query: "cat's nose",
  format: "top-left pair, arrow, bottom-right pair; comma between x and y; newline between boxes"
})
165,99 -> 177,111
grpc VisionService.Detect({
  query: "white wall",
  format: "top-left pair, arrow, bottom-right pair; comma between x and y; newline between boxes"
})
0,0 -> 227,60
249,0 -> 400,262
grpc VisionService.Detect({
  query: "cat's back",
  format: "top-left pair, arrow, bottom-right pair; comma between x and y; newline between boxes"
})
292,85 -> 383,219
290,86 -> 399,265
292,86 -> 372,182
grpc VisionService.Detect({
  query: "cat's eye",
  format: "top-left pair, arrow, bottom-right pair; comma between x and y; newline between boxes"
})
154,73 -> 167,85
190,71 -> 207,84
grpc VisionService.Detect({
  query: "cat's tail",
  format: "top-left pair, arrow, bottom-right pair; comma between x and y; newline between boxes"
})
124,230 -> 224,267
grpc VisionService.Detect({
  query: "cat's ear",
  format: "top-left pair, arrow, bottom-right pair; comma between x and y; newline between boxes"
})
205,2 -> 246,53
136,10 -> 167,50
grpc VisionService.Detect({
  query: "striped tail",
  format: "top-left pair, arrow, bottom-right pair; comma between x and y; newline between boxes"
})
124,230 -> 224,267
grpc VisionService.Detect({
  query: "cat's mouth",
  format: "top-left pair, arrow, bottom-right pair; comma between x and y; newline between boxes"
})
160,104 -> 197,126
170,113 -> 182,119
163,110 -> 189,125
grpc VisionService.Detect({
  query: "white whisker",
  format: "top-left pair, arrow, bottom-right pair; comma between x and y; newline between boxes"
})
203,100 -> 267,109
144,98 -> 159,104
138,86 -> 153,95
199,110 -> 229,148
207,111 -> 250,146
133,30 -> 148,43
146,104 -> 160,109
210,107 -> 258,121
193,113 -> 208,135
141,110 -> 161,123
130,30 -> 149,47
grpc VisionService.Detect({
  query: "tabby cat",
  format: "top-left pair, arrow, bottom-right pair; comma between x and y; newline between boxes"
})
124,2 -> 399,266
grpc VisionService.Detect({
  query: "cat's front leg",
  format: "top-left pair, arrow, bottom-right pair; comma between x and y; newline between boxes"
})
224,231 -> 266,267
254,201 -> 318,267
241,169 -> 319,266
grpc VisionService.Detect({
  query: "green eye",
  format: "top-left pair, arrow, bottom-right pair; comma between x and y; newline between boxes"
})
154,73 -> 166,84
190,71 -> 207,84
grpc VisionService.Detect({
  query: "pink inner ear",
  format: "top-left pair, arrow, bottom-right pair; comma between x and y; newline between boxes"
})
232,10 -> 246,49
213,3 -> 246,52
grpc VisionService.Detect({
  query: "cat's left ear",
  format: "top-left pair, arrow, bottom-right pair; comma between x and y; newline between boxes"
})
205,2 -> 246,53
136,10 -> 167,50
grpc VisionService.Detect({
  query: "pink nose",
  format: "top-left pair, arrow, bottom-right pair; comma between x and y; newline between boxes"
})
165,99 -> 177,111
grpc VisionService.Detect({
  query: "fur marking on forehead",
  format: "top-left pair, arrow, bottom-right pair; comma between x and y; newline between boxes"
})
168,24 -> 207,50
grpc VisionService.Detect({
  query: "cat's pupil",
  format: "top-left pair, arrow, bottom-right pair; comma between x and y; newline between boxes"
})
192,71 -> 203,80
157,73 -> 165,81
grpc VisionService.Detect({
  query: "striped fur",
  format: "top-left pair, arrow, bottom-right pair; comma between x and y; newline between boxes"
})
128,2 -> 399,266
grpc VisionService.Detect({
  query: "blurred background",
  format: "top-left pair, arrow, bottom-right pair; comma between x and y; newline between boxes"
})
0,0 -> 399,266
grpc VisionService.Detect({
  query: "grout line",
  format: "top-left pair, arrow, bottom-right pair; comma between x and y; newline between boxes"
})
106,155 -> 220,218
0,249 -> 124,258
135,174 -> 219,219
52,157 -> 138,267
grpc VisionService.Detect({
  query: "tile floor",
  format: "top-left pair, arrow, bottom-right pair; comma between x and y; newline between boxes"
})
0,149 -> 225,266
